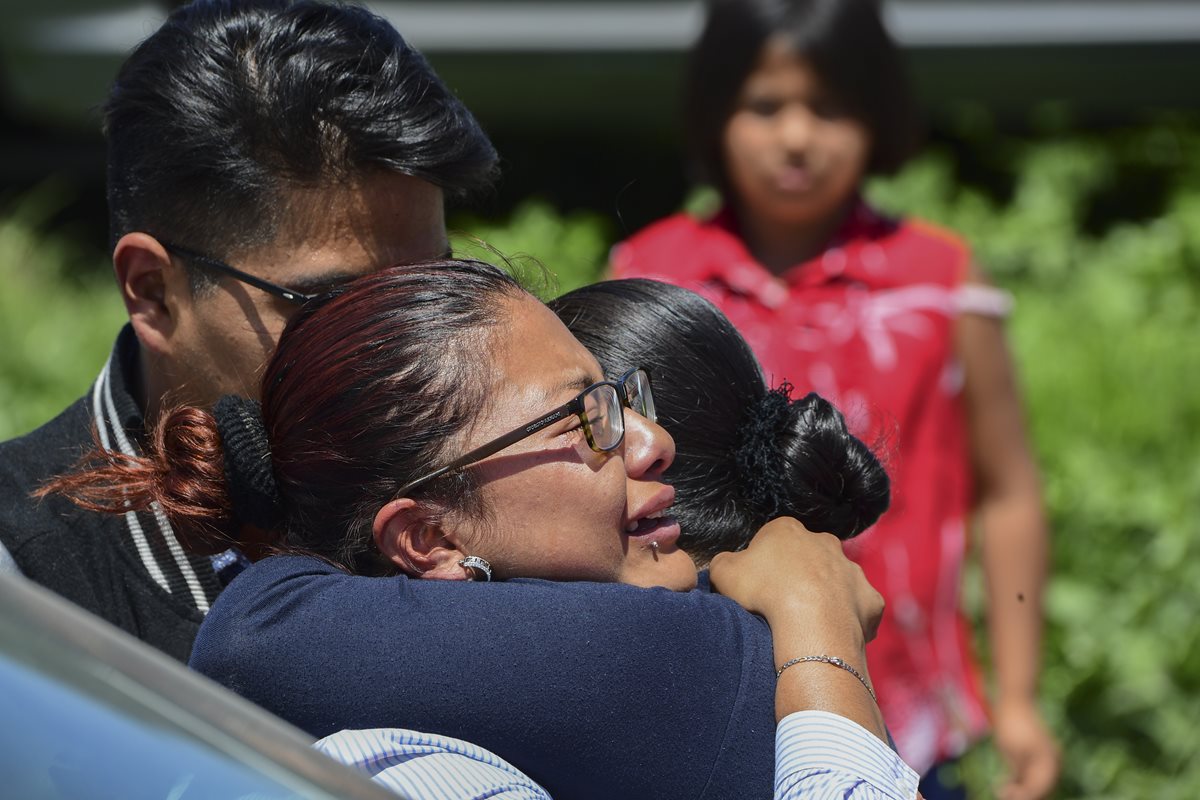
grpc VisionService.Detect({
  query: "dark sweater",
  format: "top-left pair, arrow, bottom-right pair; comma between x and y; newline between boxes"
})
191,555 -> 778,800
0,326 -> 221,661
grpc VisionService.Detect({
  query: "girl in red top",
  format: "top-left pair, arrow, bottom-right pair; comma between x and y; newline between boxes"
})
613,1 -> 1058,797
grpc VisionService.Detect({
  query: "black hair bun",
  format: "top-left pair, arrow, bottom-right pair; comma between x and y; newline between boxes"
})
774,392 -> 890,540
734,385 -> 792,520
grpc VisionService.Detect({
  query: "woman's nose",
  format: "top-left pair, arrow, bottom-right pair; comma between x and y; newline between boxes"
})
622,410 -> 675,481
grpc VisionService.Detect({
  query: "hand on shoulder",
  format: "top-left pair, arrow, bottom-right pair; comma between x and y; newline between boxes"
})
708,517 -> 883,646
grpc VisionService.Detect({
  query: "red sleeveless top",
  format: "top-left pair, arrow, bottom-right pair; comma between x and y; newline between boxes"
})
613,202 -> 990,771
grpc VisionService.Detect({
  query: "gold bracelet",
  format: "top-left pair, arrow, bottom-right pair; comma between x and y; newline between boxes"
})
776,654 -> 877,704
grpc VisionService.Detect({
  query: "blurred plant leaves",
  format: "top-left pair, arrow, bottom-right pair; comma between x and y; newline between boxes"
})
0,183 -> 124,439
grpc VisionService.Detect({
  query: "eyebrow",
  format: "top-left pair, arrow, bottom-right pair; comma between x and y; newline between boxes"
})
543,371 -> 596,405
283,270 -> 362,296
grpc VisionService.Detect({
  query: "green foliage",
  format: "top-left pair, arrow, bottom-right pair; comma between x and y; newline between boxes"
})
0,183 -> 125,441
451,201 -> 613,299
868,122 -> 1200,797
3,121 -> 1199,797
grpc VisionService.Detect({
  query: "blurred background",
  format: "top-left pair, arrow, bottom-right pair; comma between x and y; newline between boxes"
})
2,1 -> 1198,797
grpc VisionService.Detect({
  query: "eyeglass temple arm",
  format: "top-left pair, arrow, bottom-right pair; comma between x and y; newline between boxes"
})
163,244 -> 317,304
393,397 -> 583,497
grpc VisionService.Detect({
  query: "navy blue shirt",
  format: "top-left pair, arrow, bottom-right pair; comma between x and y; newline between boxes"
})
191,555 -> 777,800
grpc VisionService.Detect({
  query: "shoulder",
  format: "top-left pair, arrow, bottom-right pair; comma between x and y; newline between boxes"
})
883,216 -> 973,287
193,556 -> 777,718
621,212 -> 708,248
888,217 -> 1015,318
901,216 -> 969,250
201,555 -> 768,648
0,394 -> 96,548
0,393 -> 95,481
612,213 -> 726,280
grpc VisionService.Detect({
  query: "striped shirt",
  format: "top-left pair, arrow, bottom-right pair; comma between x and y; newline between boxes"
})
315,728 -> 550,800
88,335 -> 252,604
316,710 -> 919,799
89,345 -> 223,612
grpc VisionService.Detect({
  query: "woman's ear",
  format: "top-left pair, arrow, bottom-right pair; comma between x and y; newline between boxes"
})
372,498 -> 470,580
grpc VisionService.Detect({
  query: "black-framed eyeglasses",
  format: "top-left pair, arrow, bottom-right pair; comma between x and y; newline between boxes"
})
395,367 -> 656,497
162,242 -> 319,306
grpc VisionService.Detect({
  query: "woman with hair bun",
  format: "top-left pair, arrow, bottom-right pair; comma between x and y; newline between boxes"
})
44,259 -> 918,800
550,278 -> 890,566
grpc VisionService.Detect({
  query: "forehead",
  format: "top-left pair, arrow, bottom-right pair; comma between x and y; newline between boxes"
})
489,295 -> 605,408
238,172 -> 448,287
741,38 -> 825,94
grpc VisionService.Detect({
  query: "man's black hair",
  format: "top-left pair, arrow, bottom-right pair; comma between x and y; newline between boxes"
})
104,0 -> 497,269
684,0 -> 920,193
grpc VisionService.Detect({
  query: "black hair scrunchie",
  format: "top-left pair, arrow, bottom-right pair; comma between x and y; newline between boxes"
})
212,395 -> 285,530
734,383 -> 792,520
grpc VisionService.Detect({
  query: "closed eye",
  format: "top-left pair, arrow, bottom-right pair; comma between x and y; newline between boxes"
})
811,95 -> 852,120
557,417 -> 584,437
744,97 -> 782,117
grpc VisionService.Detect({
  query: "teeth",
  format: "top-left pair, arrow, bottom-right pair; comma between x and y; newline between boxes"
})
626,507 -> 670,533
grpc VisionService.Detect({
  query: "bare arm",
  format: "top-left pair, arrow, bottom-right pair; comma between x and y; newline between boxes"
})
957,267 -> 1059,800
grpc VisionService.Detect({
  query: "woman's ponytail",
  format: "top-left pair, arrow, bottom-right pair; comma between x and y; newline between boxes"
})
38,405 -> 237,553
38,394 -> 288,556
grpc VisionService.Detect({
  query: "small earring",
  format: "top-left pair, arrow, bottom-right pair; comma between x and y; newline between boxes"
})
458,555 -> 493,582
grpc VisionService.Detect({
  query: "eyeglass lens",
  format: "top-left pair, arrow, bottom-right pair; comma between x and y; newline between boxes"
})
625,369 -> 655,423
584,384 -> 623,451
581,369 -> 656,452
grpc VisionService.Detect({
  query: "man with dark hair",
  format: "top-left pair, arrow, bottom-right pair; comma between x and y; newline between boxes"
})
0,0 -> 497,661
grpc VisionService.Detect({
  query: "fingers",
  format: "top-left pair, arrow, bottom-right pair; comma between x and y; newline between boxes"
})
710,517 -> 884,644
997,755 -> 1029,800
1001,740 -> 1060,800
1022,744 -> 1061,799
995,716 -> 1061,800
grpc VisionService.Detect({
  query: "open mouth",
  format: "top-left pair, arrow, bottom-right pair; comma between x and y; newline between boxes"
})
625,514 -> 682,548
625,484 -> 679,548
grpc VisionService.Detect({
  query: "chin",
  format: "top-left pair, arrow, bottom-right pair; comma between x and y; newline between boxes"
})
624,554 -> 698,592
668,568 -> 699,592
